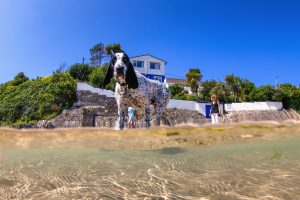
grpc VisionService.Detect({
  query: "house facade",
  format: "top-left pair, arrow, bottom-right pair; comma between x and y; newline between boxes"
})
165,78 -> 193,94
130,54 -> 166,83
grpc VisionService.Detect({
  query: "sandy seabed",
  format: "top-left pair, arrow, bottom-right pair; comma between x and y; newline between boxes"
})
1,121 -> 300,150
0,121 -> 300,200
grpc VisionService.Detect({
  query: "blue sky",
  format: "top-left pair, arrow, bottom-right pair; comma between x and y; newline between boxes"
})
1,0 -> 299,86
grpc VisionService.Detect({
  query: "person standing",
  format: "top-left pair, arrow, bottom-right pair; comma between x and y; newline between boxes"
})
210,94 -> 220,124
128,107 -> 136,128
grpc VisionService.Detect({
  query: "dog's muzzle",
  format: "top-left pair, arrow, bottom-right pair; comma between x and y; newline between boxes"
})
116,67 -> 126,86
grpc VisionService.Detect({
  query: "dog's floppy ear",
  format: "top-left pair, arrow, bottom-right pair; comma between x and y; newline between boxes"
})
103,59 -> 114,88
125,62 -> 139,89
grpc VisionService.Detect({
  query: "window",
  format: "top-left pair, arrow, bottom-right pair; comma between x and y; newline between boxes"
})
153,75 -> 163,82
133,60 -> 144,68
150,62 -> 161,70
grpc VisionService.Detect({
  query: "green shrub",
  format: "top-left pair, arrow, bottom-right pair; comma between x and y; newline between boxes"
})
89,63 -> 116,91
0,72 -> 76,125
69,63 -> 92,81
173,93 -> 200,102
249,85 -> 275,102
169,84 -> 184,98
275,83 -> 300,110
11,72 -> 29,86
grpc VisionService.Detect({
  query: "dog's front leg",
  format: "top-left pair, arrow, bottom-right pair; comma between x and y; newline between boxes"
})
117,105 -> 126,130
145,104 -> 151,128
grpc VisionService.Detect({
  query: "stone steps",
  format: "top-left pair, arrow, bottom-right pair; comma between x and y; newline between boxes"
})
74,90 -> 116,107
77,82 -> 114,97
285,109 -> 300,120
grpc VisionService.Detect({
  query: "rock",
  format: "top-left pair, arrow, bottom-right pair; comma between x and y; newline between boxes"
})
36,120 -> 55,129
13,123 -> 36,129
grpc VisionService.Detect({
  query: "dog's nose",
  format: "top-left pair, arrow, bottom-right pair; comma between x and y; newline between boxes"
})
116,67 -> 124,75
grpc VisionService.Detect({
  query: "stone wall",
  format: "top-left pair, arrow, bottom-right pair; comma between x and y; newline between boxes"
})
74,90 -> 117,108
164,108 -> 208,126
221,110 -> 290,123
34,90 -> 118,128
34,89 -> 208,128
34,88 -> 298,129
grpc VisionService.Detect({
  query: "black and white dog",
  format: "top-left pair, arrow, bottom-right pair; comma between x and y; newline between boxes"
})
103,52 -> 170,129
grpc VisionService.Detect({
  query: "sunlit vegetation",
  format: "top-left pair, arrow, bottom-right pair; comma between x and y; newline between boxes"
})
0,73 -> 77,125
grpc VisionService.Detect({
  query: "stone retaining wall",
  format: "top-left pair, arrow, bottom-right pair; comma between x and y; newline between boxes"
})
31,88 -> 298,129
222,110 -> 290,123
33,90 -> 207,128
164,108 -> 208,126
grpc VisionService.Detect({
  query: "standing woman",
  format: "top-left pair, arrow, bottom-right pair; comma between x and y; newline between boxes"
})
210,94 -> 220,124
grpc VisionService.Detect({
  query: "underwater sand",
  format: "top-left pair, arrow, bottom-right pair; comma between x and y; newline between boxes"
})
0,122 -> 300,199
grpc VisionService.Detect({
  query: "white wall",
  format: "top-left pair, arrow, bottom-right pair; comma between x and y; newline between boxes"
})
167,99 -> 197,110
224,102 -> 283,112
130,55 -> 165,75
167,100 -> 282,116
77,82 -> 282,115
167,99 -> 210,116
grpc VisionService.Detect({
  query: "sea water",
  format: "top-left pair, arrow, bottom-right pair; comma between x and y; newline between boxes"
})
0,140 -> 299,199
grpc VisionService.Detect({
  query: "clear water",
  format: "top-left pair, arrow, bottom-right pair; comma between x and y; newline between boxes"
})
0,140 -> 299,199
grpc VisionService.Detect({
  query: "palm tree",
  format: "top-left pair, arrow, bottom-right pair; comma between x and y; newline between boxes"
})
225,74 -> 243,102
185,68 -> 203,95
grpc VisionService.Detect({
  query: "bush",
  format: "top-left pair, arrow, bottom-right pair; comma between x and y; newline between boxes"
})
11,72 -> 29,86
173,93 -> 200,102
89,66 -> 106,88
69,63 -> 92,81
249,85 -> 275,102
275,83 -> 300,110
89,63 -> 116,91
0,72 -> 77,125
169,84 -> 184,98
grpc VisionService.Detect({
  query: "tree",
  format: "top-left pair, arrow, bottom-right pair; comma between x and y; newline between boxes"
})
169,84 -> 184,98
275,83 -> 300,110
11,72 -> 29,86
90,43 -> 106,66
69,63 -> 92,81
249,85 -> 275,102
105,43 -> 123,58
240,79 -> 255,102
211,82 -> 231,103
225,74 -> 243,102
199,80 -> 217,101
185,68 -> 203,95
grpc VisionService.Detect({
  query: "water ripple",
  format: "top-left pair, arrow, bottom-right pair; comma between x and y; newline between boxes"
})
0,140 -> 299,199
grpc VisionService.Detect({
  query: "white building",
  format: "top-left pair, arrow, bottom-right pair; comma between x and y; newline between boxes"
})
165,78 -> 193,94
130,54 -> 166,83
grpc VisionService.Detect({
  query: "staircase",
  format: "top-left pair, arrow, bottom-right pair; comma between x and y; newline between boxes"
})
77,82 -> 115,97
75,82 -> 116,108
284,109 -> 300,120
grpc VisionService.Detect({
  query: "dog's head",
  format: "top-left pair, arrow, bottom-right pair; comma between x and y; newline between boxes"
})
103,53 -> 139,89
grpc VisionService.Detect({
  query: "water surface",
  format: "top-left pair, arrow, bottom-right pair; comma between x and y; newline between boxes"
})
0,140 -> 299,199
